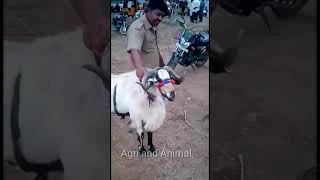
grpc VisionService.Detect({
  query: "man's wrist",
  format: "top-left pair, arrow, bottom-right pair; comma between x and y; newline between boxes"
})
136,68 -> 144,73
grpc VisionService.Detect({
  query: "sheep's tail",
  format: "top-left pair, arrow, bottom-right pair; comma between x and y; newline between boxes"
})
10,73 -> 63,177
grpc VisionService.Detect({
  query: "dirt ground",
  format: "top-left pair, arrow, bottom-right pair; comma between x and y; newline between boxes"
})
111,16 -> 210,179
211,1 -> 317,180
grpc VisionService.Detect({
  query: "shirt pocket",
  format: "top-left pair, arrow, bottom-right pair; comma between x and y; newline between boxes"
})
143,31 -> 157,53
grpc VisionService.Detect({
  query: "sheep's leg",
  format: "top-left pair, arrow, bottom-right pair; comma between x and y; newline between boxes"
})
147,132 -> 156,153
137,132 -> 146,155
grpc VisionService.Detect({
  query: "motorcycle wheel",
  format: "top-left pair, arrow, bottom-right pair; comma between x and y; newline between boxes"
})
194,58 -> 208,67
272,0 -> 309,18
194,50 -> 209,67
120,25 -> 128,35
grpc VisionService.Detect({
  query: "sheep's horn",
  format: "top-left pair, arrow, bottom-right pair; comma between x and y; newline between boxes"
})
162,66 -> 184,85
141,69 -> 158,85
82,64 -> 110,92
136,81 -> 153,94
144,82 -> 154,92
138,69 -> 157,93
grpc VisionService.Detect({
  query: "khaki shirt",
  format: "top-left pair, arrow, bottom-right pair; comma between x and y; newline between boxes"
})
127,14 -> 160,68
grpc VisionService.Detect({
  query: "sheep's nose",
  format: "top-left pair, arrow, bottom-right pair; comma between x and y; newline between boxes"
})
169,91 -> 175,101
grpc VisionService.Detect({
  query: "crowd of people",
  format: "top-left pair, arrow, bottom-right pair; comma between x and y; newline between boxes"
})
111,0 -> 148,13
178,0 -> 208,23
112,0 -> 208,23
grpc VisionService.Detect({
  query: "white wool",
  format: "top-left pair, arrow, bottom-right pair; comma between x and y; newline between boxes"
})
111,71 -> 167,133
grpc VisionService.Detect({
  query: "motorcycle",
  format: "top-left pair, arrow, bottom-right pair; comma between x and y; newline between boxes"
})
134,10 -> 144,20
112,12 -> 129,35
167,19 -> 209,70
213,0 -> 309,32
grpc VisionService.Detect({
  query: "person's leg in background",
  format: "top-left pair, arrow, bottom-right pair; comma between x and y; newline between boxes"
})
199,10 -> 203,22
192,11 -> 195,22
181,7 -> 185,17
195,11 -> 199,23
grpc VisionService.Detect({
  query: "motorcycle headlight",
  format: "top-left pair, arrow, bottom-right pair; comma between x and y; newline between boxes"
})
183,42 -> 190,47
180,37 -> 190,47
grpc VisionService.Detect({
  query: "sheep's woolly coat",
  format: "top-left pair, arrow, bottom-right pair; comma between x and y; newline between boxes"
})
4,28 -> 110,180
111,71 -> 166,133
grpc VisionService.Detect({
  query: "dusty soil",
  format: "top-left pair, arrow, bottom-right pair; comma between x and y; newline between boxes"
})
111,16 -> 210,179
211,1 -> 317,180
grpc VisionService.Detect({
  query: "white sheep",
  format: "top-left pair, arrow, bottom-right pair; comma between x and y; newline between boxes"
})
4,28 -> 111,180
84,65 -> 183,154
109,66 -> 183,154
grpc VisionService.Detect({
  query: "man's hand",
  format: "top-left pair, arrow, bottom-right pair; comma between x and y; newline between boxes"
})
69,0 -> 108,57
136,68 -> 145,81
130,50 -> 144,80
82,19 -> 108,57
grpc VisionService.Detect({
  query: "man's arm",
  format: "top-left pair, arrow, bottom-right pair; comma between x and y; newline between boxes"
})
130,50 -> 143,70
130,50 -> 145,79
69,0 -> 108,56
127,26 -> 145,78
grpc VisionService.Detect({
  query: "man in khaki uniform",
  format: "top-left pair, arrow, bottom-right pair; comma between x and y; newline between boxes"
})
127,0 -> 169,80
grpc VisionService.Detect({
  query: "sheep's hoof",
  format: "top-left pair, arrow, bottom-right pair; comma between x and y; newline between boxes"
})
148,144 -> 156,153
139,146 -> 147,155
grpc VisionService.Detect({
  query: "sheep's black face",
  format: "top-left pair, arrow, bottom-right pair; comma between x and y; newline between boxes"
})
156,69 -> 176,101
